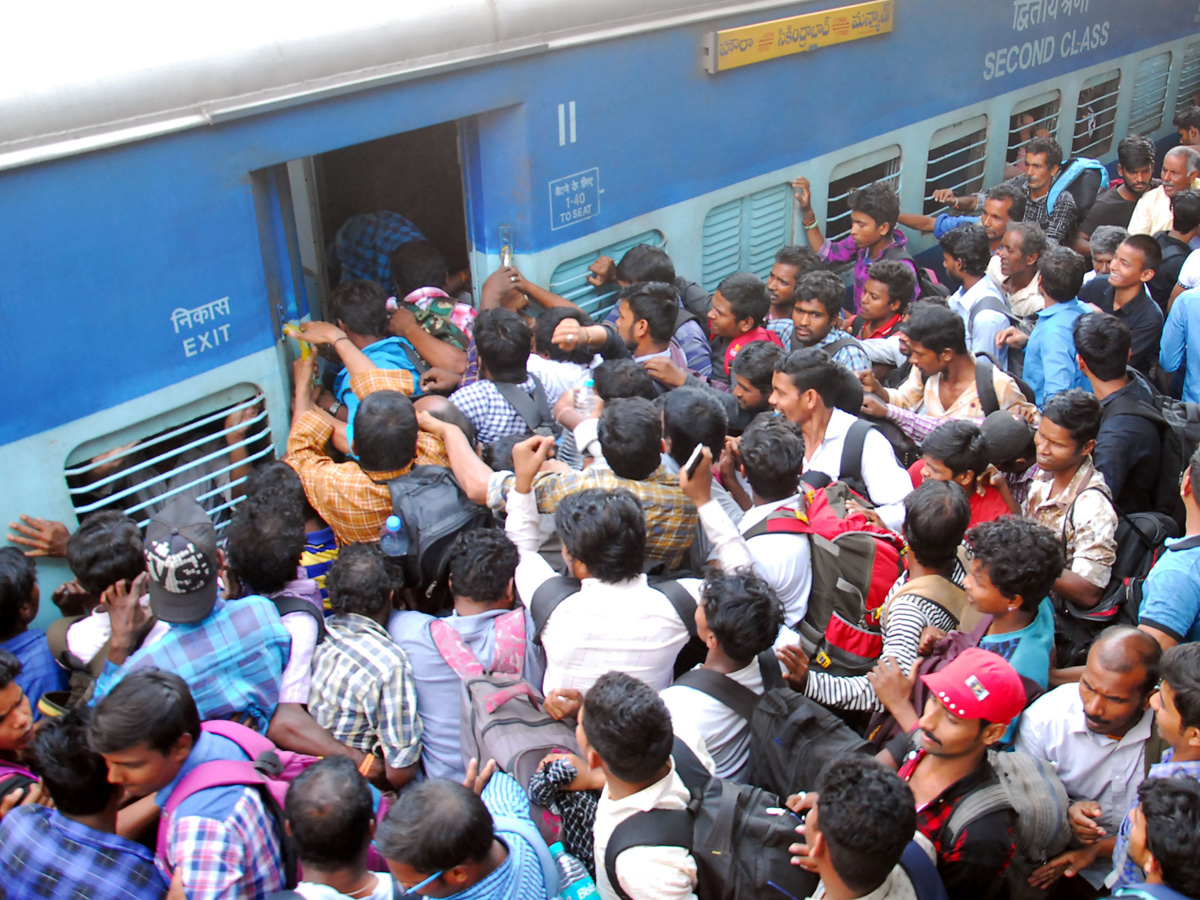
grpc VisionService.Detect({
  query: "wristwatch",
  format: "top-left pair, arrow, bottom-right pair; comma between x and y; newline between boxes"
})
327,400 -> 342,417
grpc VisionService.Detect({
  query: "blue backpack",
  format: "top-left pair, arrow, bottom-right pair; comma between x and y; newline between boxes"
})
1047,158 -> 1110,216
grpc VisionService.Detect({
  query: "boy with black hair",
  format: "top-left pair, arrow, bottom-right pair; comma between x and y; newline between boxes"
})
1109,642 -> 1200,891
1115,777 -> 1200,900
0,710 -> 168,899
1079,235 -> 1165,375
1009,245 -> 1091,406
89,669 -> 287,900
795,757 -> 923,900
661,568 -> 789,780
390,529 -> 545,781
729,340 -> 783,422
766,244 -> 823,344
1022,389 -> 1119,612
285,756 -> 398,900
791,270 -> 872,372
1150,190 -> 1200,310
729,415 -> 812,627
582,671 -> 699,900
389,238 -> 475,372
941,223 -> 1013,369
707,271 -> 783,381
615,282 -> 690,389
0,547 -> 67,714
793,177 -> 918,312
1139,447 -> 1200,649
909,419 -> 1011,526
308,544 -> 422,791
1075,313 -> 1163,516
1076,136 -> 1157,255
850,258 -> 916,377
0,650 -> 38,800
529,307 -> 595,403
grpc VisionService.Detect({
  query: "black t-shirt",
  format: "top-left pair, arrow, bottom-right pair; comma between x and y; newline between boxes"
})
1079,187 -> 1137,235
1096,377 -> 1163,515
1149,232 -> 1192,311
1080,276 -> 1164,375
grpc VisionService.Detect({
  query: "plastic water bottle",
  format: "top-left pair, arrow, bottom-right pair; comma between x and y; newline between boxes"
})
550,842 -> 596,900
574,375 -> 596,415
379,515 -> 410,558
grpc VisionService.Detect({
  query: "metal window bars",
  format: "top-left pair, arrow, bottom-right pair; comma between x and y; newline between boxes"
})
826,147 -> 903,245
1073,72 -> 1122,158
1176,42 -> 1200,117
547,230 -> 665,320
923,117 -> 989,215
64,392 -> 273,534
1130,52 -> 1173,137
1007,91 -> 1061,163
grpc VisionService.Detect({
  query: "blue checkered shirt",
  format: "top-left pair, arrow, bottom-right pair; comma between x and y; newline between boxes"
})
450,376 -> 541,445
331,212 -> 425,288
1110,750 -> 1200,890
460,772 -> 554,900
0,805 -> 168,900
0,629 -> 68,718
92,596 -> 291,733
815,328 -> 872,372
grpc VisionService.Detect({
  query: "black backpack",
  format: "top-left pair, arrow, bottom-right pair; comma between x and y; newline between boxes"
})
530,575 -> 707,678
975,354 -> 1036,415
1052,485 -> 1181,666
494,374 -> 561,437
385,466 -> 497,611
880,243 -> 950,301
604,738 -> 819,900
268,594 -> 327,645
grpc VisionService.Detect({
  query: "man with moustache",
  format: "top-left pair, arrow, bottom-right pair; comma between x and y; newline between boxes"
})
899,183 -> 1027,258
1074,136 -> 1158,257
1129,146 -> 1200,239
1015,627 -> 1163,898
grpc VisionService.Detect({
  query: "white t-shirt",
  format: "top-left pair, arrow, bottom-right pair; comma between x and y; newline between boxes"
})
738,496 -> 813,627
295,875 -> 396,900
1176,248 -> 1200,292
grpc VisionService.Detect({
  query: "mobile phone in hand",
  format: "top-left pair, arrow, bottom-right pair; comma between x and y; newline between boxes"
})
684,443 -> 705,478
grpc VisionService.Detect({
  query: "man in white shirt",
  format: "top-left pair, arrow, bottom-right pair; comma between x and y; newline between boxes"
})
727,414 -> 812,626
583,671 -> 699,900
941,223 -> 1013,370
506,435 -> 751,697
769,349 -> 911,530
1014,626 -> 1162,894
1128,146 -> 1200,238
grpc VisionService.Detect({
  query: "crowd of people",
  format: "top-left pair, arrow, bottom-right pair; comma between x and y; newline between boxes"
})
7,111 -> 1200,900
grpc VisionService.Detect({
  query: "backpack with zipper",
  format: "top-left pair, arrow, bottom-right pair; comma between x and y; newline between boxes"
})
742,483 -> 906,676
974,353 -> 1036,414
494,374 -> 561,438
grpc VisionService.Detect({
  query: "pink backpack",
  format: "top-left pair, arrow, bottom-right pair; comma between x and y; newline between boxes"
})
156,720 -> 319,886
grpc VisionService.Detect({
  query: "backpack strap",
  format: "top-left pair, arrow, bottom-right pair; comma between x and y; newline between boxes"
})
530,576 -> 581,645
673,668 -> 760,721
822,335 -> 867,360
757,648 -> 784,692
1101,395 -> 1167,427
605,809 -> 695,900
1062,484 -> 1115,542
157,760 -> 267,863
651,580 -> 699,640
270,594 -> 327,645
430,619 -> 486,678
493,813 -> 561,897
1169,535 -> 1200,553
886,576 -> 972,631
839,418 -> 873,492
199,719 -> 278,761
968,296 -> 1016,339
494,376 -> 555,434
900,837 -> 950,900
431,609 -> 526,678
975,355 -> 1001,416
400,340 -> 430,374
943,781 -> 1011,850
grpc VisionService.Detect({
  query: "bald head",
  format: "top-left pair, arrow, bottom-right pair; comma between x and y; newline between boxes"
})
1091,626 -> 1162,696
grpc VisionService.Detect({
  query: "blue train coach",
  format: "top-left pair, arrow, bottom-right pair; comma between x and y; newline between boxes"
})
1,0 -> 1194,605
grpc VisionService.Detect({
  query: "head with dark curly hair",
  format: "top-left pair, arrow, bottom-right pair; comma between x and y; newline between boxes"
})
698,567 -> 785,664
965,517 -> 1064,614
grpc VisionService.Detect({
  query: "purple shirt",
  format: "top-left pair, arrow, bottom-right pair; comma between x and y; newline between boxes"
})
818,228 -> 918,312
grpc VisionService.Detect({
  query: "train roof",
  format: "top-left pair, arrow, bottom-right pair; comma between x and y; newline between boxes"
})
2,0 -> 787,171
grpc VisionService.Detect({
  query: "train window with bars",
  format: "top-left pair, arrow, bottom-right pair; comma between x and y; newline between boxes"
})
1007,91 -> 1061,170
63,386 -> 273,536
547,230 -> 665,320
1129,52 -> 1173,136
826,146 -> 902,245
1072,71 -> 1121,158
923,116 -> 988,215
700,183 -> 793,290
1176,42 -> 1200,117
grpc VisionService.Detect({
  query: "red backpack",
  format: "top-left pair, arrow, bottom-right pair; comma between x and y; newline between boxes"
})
156,720 -> 320,887
742,482 -> 906,677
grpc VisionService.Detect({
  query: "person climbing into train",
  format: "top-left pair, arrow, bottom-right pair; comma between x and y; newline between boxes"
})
792,177 -> 919,314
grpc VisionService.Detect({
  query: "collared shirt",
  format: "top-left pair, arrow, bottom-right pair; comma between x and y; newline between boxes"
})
1024,459 -> 1117,590
331,212 -> 424,288
813,328 -> 872,372
92,596 -> 291,733
895,745 -> 1015,900
999,174 -> 1080,244
602,297 -> 713,377
156,731 -> 285,899
286,368 -> 451,546
809,863 -> 921,900
766,314 -> 794,346
886,363 -> 1037,423
1095,378 -> 1162,515
1139,535 -> 1200,643
0,805 -> 168,900
308,613 -> 423,770
1110,749 -> 1200,890
949,276 -> 1011,369
1015,683 -> 1154,889
739,494 -> 813,627
1160,286 -> 1200,403
266,581 -> 323,705
388,606 -> 546,781
1024,299 -> 1092,406
986,255 -> 1045,321
1128,185 -> 1174,237
803,408 -> 912,531
818,229 -> 919,312
507,488 -> 751,695
488,465 -> 698,568
594,760 -> 698,900
1081,277 -> 1164,376
451,375 -> 544,445
0,629 -> 68,718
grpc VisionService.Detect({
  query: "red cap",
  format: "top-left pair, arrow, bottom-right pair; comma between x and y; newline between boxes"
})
920,648 -> 1026,725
